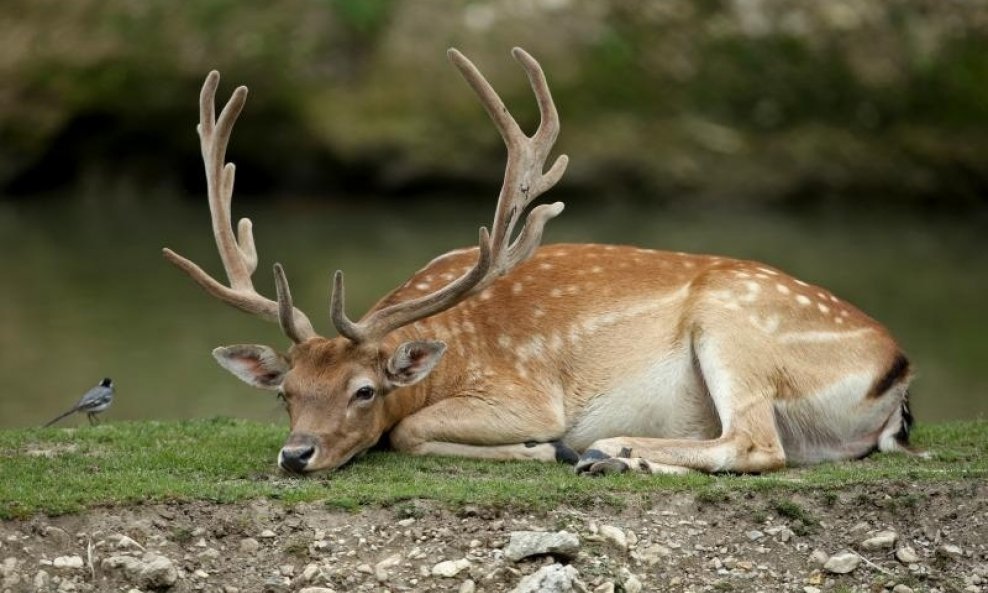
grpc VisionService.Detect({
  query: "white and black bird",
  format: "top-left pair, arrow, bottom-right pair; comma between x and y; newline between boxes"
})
43,378 -> 115,427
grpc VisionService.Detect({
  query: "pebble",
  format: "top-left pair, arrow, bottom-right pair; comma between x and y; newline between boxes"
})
459,580 -> 476,593
504,531 -> 581,561
53,556 -> 84,569
374,553 -> 402,582
258,530 -> 277,539
803,587 -> 821,593
823,551 -> 860,574
746,530 -> 765,541
594,583 -> 615,593
895,546 -> 920,563
298,588 -> 337,593
892,585 -> 914,593
860,531 -> 897,550
809,549 -> 829,565
938,544 -> 963,559
432,558 -> 472,578
240,538 -> 260,553
598,525 -> 628,550
623,574 -> 643,593
509,563 -> 582,593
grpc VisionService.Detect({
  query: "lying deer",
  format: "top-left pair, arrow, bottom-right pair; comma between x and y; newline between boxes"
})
164,48 -> 916,475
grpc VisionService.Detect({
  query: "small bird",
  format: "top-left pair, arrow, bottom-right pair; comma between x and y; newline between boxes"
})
43,378 -> 115,427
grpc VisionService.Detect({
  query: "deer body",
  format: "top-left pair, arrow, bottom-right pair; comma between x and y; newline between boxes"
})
166,49 -> 915,476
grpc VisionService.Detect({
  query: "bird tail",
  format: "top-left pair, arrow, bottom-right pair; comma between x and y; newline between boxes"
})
42,408 -> 76,428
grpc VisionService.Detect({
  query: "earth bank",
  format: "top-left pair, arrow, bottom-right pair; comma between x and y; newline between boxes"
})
1,482 -> 985,593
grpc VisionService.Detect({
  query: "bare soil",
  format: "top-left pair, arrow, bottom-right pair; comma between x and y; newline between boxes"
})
2,481 -> 985,593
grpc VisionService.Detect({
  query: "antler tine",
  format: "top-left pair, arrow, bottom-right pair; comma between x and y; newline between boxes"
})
329,48 -> 566,344
164,71 -> 317,344
330,228 -> 494,342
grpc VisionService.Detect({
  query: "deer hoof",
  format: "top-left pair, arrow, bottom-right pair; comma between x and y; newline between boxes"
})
574,448 -> 611,474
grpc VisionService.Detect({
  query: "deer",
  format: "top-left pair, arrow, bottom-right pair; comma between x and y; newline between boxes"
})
163,48 -> 917,476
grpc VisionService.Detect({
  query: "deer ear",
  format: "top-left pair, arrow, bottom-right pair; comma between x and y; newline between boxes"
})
386,341 -> 447,387
212,345 -> 290,390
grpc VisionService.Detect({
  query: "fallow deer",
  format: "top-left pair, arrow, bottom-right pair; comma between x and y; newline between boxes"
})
163,48 -> 917,476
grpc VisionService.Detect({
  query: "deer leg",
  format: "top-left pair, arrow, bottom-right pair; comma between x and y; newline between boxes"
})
389,394 -> 578,464
576,332 -> 787,475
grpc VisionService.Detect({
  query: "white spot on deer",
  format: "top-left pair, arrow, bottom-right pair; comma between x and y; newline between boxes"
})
549,333 -> 563,352
555,250 -> 569,257
757,267 -> 779,276
425,275 -> 434,282
479,289 -> 493,301
550,288 -> 563,298
840,310 -> 849,318
604,246 -> 617,251
739,281 -> 761,303
512,282 -> 523,295
724,302 -> 742,311
441,272 -> 455,281
533,307 -> 546,318
565,285 -> 579,295
817,303 -> 830,314
539,262 -> 553,270
735,271 -> 751,279
795,295 -> 811,306
835,317 -> 845,324
816,291 -> 827,299
414,282 -> 430,291
514,362 -> 530,379
794,279 -> 809,287
682,261 -> 695,268
498,335 -> 512,349
776,283 -> 791,295
462,321 -> 476,334
517,336 -> 546,359
755,273 -> 770,280
591,266 -> 603,274
749,314 -> 781,334
778,327 -> 873,343
619,262 -> 629,268
829,294 -> 840,303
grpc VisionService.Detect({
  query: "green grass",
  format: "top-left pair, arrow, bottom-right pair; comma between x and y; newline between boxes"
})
1,419 -> 985,519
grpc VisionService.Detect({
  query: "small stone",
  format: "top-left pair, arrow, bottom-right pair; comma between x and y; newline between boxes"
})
509,563 -> 583,593
432,558 -> 471,578
193,569 -> 209,579
861,531 -> 898,550
895,546 -> 920,564
240,538 -> 260,553
634,543 -> 671,566
356,563 -> 373,574
53,556 -> 84,569
892,585 -> 914,593
746,530 -> 765,541
459,580 -> 476,593
598,525 -> 628,550
34,570 -> 51,589
259,530 -> 277,539
803,587 -> 821,593
809,549 -> 829,565
623,574 -> 643,593
300,563 -> 321,583
504,531 -> 581,562
938,544 -> 963,559
397,518 -> 416,527
298,588 -> 337,593
374,553 -> 402,582
594,583 -> 615,593
824,551 -> 861,574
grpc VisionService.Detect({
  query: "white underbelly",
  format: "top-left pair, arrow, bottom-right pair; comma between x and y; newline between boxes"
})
563,354 -> 720,451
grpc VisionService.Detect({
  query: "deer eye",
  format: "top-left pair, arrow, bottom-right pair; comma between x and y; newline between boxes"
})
352,386 -> 376,403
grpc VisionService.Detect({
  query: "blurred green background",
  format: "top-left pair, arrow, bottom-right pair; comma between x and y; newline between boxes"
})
1,0 -> 986,428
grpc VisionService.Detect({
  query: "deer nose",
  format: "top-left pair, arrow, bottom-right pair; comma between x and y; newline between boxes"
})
279,443 -> 316,473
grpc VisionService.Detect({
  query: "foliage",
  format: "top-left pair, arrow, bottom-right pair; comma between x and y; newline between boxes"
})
0,418 -> 984,519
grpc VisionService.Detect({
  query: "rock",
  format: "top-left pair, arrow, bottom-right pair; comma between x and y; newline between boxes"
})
634,543 -> 672,565
861,531 -> 898,550
374,553 -> 402,582
593,583 -> 615,593
803,587 -> 821,593
745,530 -> 765,541
34,570 -> 50,590
397,518 -> 416,527
809,549 -> 829,565
300,563 -> 321,583
458,580 -> 476,593
102,553 -> 178,589
298,588 -> 336,593
598,525 -> 628,550
938,544 -> 963,559
895,546 -> 920,563
623,574 -> 643,593
259,529 -> 277,539
53,556 -> 84,569
509,563 -> 583,593
892,585 -> 914,593
240,538 -> 260,553
109,534 -> 143,550
824,551 -> 861,574
432,558 -> 472,578
504,531 -> 581,561
356,563 -> 373,575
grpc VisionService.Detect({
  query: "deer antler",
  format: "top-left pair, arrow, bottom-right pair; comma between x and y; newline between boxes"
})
163,71 -> 317,343
330,47 -> 568,343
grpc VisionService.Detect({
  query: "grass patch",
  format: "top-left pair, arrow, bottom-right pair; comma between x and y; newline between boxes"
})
0,418 -> 985,519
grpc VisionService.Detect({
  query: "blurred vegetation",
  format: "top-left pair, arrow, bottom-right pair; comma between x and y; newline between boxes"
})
2,0 -> 988,209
